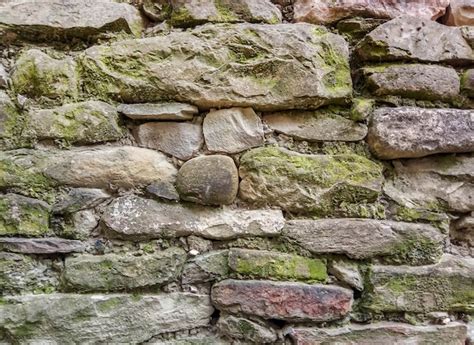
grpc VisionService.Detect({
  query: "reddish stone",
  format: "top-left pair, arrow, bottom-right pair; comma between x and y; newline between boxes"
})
211,280 -> 352,322
443,0 -> 474,26
294,0 -> 450,24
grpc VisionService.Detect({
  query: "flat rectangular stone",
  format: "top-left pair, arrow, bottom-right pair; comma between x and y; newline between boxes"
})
79,23 -> 351,110
117,102 -> 198,121
0,0 -> 143,41
362,64 -> 460,103
368,107 -> 474,159
211,279 -> 353,322
285,322 -> 467,345
0,238 -> 84,254
283,219 -> 445,265
62,248 -> 187,292
0,293 -> 213,344
102,195 -> 284,240
367,255 -> 474,313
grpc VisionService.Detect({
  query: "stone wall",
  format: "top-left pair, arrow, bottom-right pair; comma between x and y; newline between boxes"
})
0,0 -> 473,344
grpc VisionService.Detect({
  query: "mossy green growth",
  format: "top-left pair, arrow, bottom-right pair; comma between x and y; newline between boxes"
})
0,154 -> 56,203
350,98 -> 374,121
316,41 -> 352,97
97,297 -> 122,312
230,249 -> 327,282
388,237 -> 443,266
215,0 -> 238,22
11,49 -> 79,101
0,194 -> 51,237
169,7 -> 195,26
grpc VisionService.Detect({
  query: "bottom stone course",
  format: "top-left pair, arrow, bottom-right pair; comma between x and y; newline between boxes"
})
0,293 -> 214,344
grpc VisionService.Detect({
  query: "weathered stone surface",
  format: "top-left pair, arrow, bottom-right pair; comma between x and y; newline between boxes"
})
0,253 -> 59,294
146,181 -> 180,201
357,16 -> 473,65
0,293 -> 213,343
0,63 -> 8,88
29,101 -> 124,144
117,102 -> 198,121
283,219 -> 445,265
43,146 -> 177,189
444,0 -> 474,26
135,122 -> 203,161
211,279 -> 353,322
141,0 -> 172,21
0,193 -> 51,237
0,238 -> 84,254
263,110 -> 367,142
367,255 -> 474,313
63,248 -> 186,292
462,69 -> 474,97
336,18 -> 387,40
452,213 -> 474,247
11,49 -> 79,100
368,107 -> 474,159
217,314 -> 277,344
79,23 -> 352,110
329,260 -> 364,291
0,0 -> 143,41
53,188 -> 111,214
203,107 -> 264,153
228,249 -> 327,281
362,64 -> 460,102
176,155 -> 238,205
60,209 -> 99,240
102,195 -> 284,240
384,154 -> 474,213
182,250 -> 229,284
350,98 -> 374,121
294,0 -> 449,24
239,147 -> 383,215
285,322 -> 468,345
0,90 -> 22,148
170,0 -> 282,26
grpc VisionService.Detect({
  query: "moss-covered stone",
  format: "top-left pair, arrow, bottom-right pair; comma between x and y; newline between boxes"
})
182,250 -> 230,284
239,146 -> 384,216
0,194 -> 51,237
228,248 -> 327,282
365,255 -> 474,314
0,91 -> 33,150
28,101 -> 124,145
62,247 -> 187,292
11,49 -> 79,101
0,252 -> 59,295
350,98 -> 374,121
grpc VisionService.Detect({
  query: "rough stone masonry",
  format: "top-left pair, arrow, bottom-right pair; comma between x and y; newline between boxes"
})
0,0 -> 473,344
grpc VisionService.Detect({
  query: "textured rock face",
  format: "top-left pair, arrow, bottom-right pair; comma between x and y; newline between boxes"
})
170,0 -> 282,26
384,154 -> 474,213
368,107 -> 474,159
263,110 -> 367,142
0,91 -> 21,148
284,219 -> 445,265
43,146 -> 177,189
117,102 -> 198,121
212,279 -> 353,322
239,147 -> 383,215
228,248 -> 327,281
462,69 -> 474,97
0,253 -> 60,294
176,155 -> 239,205
102,195 -> 284,240
0,194 -> 51,237
294,0 -> 450,24
0,238 -> 84,254
357,17 -> 473,65
0,293 -> 214,344
182,250 -> 229,284
63,248 -> 186,292
217,314 -> 277,344
79,23 -> 352,109
444,0 -> 474,26
203,108 -> 264,153
29,101 -> 124,144
135,122 -> 203,160
362,64 -> 461,102
11,49 -> 78,100
0,0 -> 143,41
367,255 -> 474,313
285,322 -> 468,345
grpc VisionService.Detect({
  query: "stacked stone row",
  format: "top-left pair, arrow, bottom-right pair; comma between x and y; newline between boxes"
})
0,0 -> 473,344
